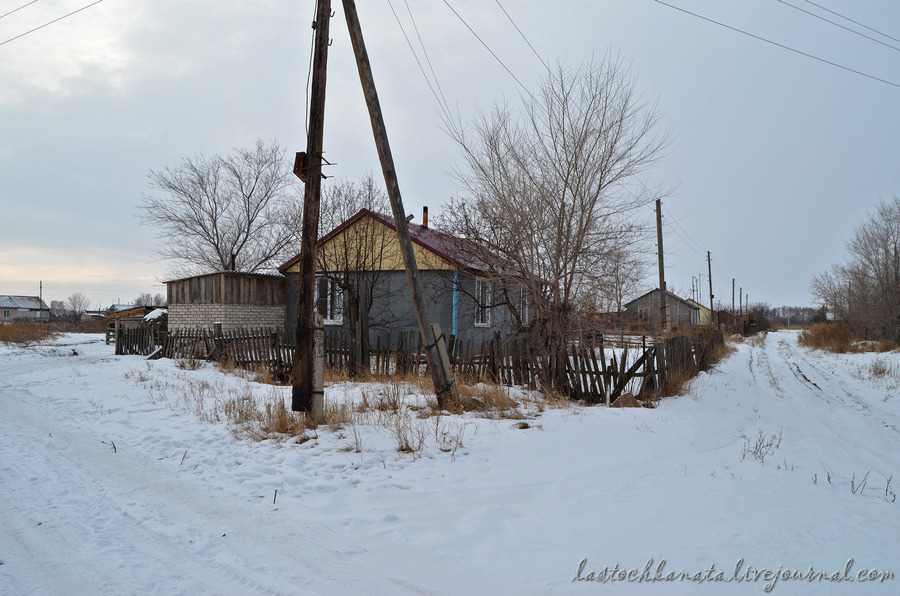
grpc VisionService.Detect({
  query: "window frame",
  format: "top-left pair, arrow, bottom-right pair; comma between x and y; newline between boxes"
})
474,278 -> 492,328
518,285 -> 530,326
315,275 -> 344,325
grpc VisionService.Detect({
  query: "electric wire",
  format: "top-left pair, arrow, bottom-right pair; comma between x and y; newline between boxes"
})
386,0 -> 453,124
0,0 -> 103,47
805,0 -> 900,45
404,0 -> 454,121
441,0 -> 537,102
776,0 -> 900,54
0,0 -> 37,21
403,0 -> 453,121
661,203 -> 730,295
651,0 -> 900,90
662,204 -> 706,259
303,1 -> 318,140
493,0 -> 549,71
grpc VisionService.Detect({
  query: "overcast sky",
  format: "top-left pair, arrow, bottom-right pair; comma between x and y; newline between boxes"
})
1,0 -> 898,310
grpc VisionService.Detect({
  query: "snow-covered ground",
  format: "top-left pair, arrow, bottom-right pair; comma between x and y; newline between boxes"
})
1,330 -> 898,595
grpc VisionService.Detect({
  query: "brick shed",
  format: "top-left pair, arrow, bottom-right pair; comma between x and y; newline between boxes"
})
165,271 -> 286,331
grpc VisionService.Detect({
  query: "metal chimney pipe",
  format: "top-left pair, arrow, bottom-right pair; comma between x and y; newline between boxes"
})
423,206 -> 428,229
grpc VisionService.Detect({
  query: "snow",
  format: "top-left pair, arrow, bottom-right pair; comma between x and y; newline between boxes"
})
1,330 -> 899,595
142,308 -> 167,321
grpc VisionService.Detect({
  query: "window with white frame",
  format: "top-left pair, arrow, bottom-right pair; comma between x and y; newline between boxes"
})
518,285 -> 530,326
474,278 -> 491,327
316,276 -> 344,324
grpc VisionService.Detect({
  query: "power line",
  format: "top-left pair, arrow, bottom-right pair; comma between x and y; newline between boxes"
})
776,0 -> 900,54
385,0 -> 453,124
662,204 -> 706,259
0,0 -> 103,47
404,0 -> 453,120
493,0 -> 548,71
805,0 -> 900,45
0,0 -> 37,21
441,0 -> 537,102
651,0 -> 900,90
303,1 -> 318,139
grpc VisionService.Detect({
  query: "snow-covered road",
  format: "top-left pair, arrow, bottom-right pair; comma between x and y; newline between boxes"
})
1,331 -> 898,595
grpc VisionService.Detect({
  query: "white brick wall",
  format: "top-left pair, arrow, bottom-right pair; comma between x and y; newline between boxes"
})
169,303 -> 286,330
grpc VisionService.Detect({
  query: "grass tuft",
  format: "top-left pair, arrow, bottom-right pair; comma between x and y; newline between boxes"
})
799,323 -> 854,353
444,383 -> 522,418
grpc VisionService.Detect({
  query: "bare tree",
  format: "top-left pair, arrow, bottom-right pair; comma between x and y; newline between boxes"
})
444,54 -> 667,394
67,292 -> 91,315
133,292 -> 167,307
50,300 -> 67,317
139,139 -> 302,276
811,196 -> 900,341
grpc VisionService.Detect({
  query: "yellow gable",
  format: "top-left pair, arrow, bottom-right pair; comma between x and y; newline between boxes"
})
282,213 -> 457,273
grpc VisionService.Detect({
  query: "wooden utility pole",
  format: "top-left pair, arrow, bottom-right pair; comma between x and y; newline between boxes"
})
707,251 -> 716,326
655,199 -> 667,333
292,0 -> 332,418
732,278 -> 735,318
342,0 -> 458,408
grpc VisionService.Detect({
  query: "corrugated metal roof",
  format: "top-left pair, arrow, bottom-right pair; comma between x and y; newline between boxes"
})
0,295 -> 49,310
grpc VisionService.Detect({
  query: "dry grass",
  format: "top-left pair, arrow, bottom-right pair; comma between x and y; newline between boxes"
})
662,369 -> 695,397
219,386 -> 312,441
708,340 -> 736,365
444,383 -> 522,418
0,322 -> 57,345
799,323 -> 854,353
174,357 -> 202,370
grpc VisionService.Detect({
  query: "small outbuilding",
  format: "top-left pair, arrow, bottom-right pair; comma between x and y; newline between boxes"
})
164,271 -> 286,331
624,289 -> 705,332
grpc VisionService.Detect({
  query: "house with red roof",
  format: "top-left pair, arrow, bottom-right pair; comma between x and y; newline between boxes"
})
279,208 -> 524,348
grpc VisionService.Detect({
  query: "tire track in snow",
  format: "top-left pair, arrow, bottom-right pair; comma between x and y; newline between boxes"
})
752,332 -> 900,473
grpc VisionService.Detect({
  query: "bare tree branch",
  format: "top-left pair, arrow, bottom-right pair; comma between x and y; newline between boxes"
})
442,54 -> 667,394
138,139 -> 302,276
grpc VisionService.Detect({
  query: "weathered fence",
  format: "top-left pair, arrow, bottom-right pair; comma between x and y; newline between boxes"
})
116,325 -> 724,405
115,327 -> 166,357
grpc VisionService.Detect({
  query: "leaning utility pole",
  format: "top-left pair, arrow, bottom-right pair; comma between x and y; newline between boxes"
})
342,0 -> 458,408
655,199 -> 667,333
292,0 -> 332,419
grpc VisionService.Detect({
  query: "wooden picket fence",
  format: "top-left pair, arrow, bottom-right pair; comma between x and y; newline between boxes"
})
116,325 -> 724,405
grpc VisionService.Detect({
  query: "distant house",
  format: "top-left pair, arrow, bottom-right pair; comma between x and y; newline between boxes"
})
624,289 -> 706,331
279,208 -> 522,346
0,295 -> 49,323
164,271 -> 286,331
685,299 -> 714,326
